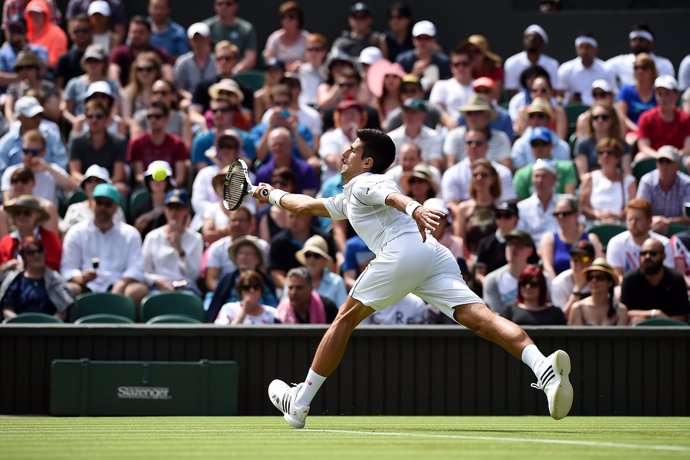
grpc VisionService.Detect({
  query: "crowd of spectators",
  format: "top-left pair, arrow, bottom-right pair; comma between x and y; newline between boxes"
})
1,0 -> 689,326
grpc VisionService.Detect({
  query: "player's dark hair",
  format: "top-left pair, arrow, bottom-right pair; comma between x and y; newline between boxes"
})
357,129 -> 396,174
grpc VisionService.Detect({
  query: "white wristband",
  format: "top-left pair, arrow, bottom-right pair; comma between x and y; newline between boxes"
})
405,201 -> 422,217
269,189 -> 289,208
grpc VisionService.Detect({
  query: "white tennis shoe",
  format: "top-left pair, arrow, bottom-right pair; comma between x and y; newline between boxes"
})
531,350 -> 573,420
268,379 -> 309,429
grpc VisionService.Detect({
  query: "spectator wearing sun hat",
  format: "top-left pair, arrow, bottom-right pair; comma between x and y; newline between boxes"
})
0,194 -> 61,271
296,235 -> 347,307
504,24 -> 559,98
510,98 -> 571,170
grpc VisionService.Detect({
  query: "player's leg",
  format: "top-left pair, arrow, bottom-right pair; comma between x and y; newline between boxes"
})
268,296 -> 374,428
453,302 -> 573,420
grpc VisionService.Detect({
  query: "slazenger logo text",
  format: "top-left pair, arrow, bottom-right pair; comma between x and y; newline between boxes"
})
117,386 -> 172,400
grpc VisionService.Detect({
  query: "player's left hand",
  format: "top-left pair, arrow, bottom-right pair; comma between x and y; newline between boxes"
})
412,206 -> 444,242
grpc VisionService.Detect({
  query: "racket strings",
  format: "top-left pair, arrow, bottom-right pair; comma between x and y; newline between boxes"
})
224,168 -> 246,207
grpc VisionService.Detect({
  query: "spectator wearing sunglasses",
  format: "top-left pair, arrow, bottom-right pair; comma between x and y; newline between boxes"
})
2,129 -> 77,207
499,265 -> 565,326
4,50 -> 59,124
551,240 -> 595,316
203,0 -> 257,73
0,236 -> 73,321
213,270 -> 278,324
263,2 -> 309,71
296,235 -> 347,307
539,195 -> 603,280
54,14 -> 93,89
574,80 -> 623,140
568,258 -> 628,326
510,98 -> 570,171
620,238 -> 689,324
579,137 -> 636,226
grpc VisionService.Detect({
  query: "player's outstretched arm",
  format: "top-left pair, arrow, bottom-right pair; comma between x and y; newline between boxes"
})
385,192 -> 444,242
254,183 -> 331,217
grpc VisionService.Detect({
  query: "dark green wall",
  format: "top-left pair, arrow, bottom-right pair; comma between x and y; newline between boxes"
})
2,325 -> 689,416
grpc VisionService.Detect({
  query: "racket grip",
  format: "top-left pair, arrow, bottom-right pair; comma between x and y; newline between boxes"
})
248,185 -> 269,197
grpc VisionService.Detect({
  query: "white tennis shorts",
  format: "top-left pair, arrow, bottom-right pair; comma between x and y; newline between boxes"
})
350,232 -> 484,320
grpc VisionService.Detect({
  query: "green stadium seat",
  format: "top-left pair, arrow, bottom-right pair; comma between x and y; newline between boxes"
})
634,317 -> 689,327
128,188 -> 151,223
234,70 -> 265,92
74,313 -> 135,324
74,293 -> 137,321
146,314 -> 202,324
588,223 -> 626,250
564,104 -> 590,138
140,292 -> 204,322
2,312 -> 63,324
632,157 -> 657,184
667,223 -> 690,236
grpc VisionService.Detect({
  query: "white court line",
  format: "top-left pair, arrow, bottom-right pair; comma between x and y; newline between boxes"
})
308,429 -> 690,453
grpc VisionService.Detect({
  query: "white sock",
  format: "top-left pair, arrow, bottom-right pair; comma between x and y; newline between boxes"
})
295,368 -> 326,407
521,344 -> 547,378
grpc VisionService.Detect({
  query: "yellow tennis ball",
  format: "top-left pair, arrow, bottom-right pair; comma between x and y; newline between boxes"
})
152,167 -> 168,181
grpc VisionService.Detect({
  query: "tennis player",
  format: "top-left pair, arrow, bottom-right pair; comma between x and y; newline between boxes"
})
255,129 -> 572,428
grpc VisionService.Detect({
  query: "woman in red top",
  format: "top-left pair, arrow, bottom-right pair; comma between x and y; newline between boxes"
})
0,195 -> 61,271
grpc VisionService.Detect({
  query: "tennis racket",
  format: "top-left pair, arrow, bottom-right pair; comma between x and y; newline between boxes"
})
223,159 -> 268,211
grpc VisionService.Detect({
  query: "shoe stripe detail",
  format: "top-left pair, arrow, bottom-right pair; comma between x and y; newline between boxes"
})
540,367 -> 555,385
542,372 -> 556,388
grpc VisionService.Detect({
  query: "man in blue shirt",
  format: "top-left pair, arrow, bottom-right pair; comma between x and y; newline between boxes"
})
0,97 -> 67,176
147,0 -> 189,59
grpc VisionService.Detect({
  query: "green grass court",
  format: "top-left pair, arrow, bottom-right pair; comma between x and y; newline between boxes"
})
2,416 -> 689,459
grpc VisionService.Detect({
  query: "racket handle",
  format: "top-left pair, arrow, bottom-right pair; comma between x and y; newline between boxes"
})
248,185 -> 269,197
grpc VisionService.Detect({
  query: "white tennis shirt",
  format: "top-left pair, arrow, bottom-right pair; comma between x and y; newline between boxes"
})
324,173 -> 419,255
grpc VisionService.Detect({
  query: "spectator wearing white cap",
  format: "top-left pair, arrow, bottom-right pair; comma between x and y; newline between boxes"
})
263,1 -> 310,71
556,33 -> 616,105
87,0 -> 118,54
503,24 -> 559,98
328,3 -> 382,61
174,23 -> 217,96
148,0 -> 189,59
604,23 -> 674,88
61,164 -> 126,233
574,79 -> 623,140
67,0 -> 127,47
636,76 -> 690,164
395,20 -> 451,92
70,80 -> 127,137
0,96 -> 67,177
